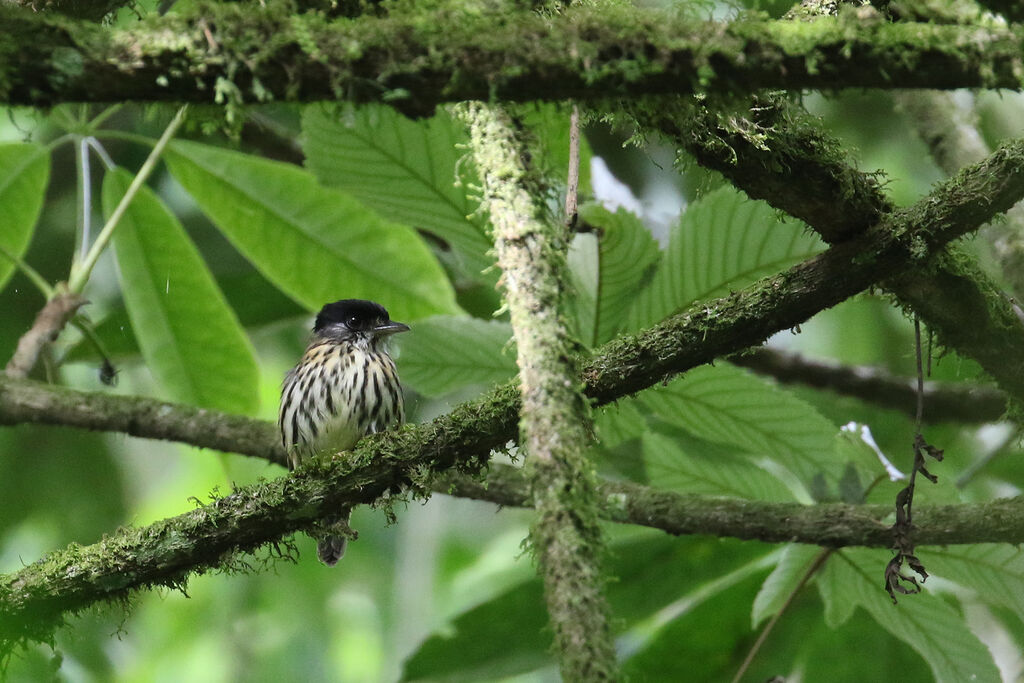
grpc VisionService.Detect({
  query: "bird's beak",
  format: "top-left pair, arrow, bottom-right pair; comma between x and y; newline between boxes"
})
374,321 -> 410,336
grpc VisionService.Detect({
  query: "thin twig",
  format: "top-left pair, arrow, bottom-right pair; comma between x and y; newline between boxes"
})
885,315 -> 943,602
564,103 -> 580,232
5,290 -> 88,379
731,348 -> 1006,424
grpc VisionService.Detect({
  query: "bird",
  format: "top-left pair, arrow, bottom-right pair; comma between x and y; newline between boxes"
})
279,299 -> 409,565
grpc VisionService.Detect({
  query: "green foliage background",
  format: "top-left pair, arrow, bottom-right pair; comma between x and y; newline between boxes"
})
2,29 -> 1024,683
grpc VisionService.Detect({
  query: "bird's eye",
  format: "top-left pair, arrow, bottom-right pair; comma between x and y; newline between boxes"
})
347,315 -> 360,328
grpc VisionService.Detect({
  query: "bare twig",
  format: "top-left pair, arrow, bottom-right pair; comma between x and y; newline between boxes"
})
564,103 -> 580,232
731,348 -> 1007,424
5,290 -> 87,379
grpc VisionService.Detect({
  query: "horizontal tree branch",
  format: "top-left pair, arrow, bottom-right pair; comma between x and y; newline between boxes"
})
2,138 -> 1024,649
2,4 -> 1024,109
442,463 -> 1024,547
732,347 -> 1008,423
0,377 -> 287,466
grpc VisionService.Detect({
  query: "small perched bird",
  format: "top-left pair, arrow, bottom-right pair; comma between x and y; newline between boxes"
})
279,299 -> 409,565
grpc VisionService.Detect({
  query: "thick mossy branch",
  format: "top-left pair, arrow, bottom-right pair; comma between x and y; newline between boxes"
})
895,89 -> 1024,302
442,462 -> 1024,547
459,101 -> 618,682
731,347 -> 1008,423
2,138 -> 1024,648
631,94 -> 1024,403
0,381 -> 521,650
2,4 -> 1024,108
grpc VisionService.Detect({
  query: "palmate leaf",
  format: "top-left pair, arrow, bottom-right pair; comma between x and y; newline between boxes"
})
751,544 -> 822,628
302,104 -> 492,278
922,544 -> 1024,619
818,548 -> 1000,683
640,363 -> 840,491
401,580 -> 551,682
402,535 -> 773,682
627,187 -> 824,331
103,168 -> 259,415
642,428 -> 797,502
164,140 -> 459,323
567,205 -> 660,347
0,143 -> 49,293
396,316 -> 517,397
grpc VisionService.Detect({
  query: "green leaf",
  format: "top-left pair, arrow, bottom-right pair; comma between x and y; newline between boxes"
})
164,140 -> 459,323
819,549 -> 1000,683
65,270 -> 305,364
640,363 -> 840,490
566,231 -> 599,346
923,544 -> 1024,620
401,579 -> 552,682
103,168 -> 259,415
642,428 -> 797,502
396,316 -> 517,397
594,398 -> 647,449
567,206 -> 661,347
628,187 -> 824,330
0,143 -> 49,293
622,546 -> 780,680
302,104 -> 492,278
751,544 -> 822,628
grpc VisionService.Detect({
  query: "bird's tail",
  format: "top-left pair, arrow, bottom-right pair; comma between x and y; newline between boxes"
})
314,509 -> 352,566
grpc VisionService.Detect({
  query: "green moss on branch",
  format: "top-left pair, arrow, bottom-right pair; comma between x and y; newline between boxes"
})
459,101 -> 618,681
1,4 -> 1024,108
441,462 -> 1024,547
2,137 -> 1024,651
630,94 -> 1024,403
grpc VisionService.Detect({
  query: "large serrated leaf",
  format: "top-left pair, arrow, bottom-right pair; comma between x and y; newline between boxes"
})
396,316 -> 517,397
401,580 -> 551,682
103,168 -> 259,415
628,187 -> 824,330
819,549 -> 1000,683
568,205 -> 660,347
0,143 -> 49,293
302,104 -> 492,277
640,363 -> 840,489
164,140 -> 459,323
751,544 -> 822,628
923,544 -> 1024,620
642,428 -> 797,502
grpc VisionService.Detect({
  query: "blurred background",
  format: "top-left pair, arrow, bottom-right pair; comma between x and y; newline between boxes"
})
3,2 -> 1024,679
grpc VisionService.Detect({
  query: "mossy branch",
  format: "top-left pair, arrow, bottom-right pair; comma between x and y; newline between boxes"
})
631,94 -> 1024,403
442,462 -> 1024,547
2,137 -> 1024,649
2,4 -> 1024,109
894,89 -> 1024,302
459,101 -> 617,681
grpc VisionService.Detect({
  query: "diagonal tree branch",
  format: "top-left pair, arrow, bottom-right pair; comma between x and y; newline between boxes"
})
2,5 -> 1024,109
459,101 -> 617,680
894,89 -> 1024,302
630,94 -> 1024,404
2,138 -> 1024,649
